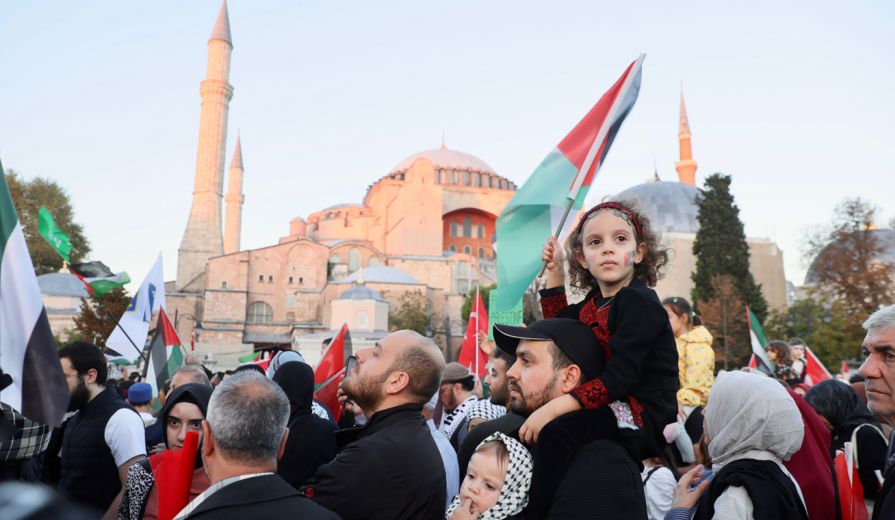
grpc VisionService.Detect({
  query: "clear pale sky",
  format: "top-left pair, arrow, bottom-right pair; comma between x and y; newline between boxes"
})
1,1 -> 892,289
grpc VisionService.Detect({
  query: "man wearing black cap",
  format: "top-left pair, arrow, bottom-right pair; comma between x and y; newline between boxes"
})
479,318 -> 647,519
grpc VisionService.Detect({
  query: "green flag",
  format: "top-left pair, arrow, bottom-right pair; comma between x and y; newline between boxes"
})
37,207 -> 72,262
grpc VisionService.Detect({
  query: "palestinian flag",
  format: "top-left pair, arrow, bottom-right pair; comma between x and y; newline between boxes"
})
494,55 -> 645,311
147,308 -> 184,397
0,160 -> 68,426
69,260 -> 130,297
747,307 -> 774,374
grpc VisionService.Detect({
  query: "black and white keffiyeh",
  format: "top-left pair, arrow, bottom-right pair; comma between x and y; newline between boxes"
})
445,432 -> 533,520
439,395 -> 478,440
467,399 -> 506,423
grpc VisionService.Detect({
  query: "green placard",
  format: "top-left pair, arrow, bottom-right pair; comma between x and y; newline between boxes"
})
488,289 -> 524,340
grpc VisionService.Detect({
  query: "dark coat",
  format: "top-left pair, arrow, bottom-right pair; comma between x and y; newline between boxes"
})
183,473 -> 339,519
272,362 -> 338,488
302,403 -> 446,520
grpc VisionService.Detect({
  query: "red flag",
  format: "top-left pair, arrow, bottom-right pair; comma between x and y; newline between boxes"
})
805,346 -> 832,385
458,288 -> 489,377
315,324 -> 350,385
150,431 -> 199,520
315,368 -> 346,423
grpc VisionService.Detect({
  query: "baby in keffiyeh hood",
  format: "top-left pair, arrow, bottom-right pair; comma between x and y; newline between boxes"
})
446,433 -> 533,520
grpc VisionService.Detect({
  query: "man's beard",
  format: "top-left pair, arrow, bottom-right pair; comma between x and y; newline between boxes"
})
507,373 -> 558,417
490,382 -> 510,407
342,369 -> 390,414
67,378 -> 90,412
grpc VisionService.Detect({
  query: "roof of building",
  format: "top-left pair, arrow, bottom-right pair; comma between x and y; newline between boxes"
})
37,273 -> 89,298
209,1 -> 232,44
338,285 -> 385,301
612,179 -> 702,234
805,228 -> 895,285
334,265 -> 421,285
390,146 -> 496,175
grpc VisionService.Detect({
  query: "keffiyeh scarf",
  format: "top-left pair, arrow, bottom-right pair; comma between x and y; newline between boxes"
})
439,395 -> 478,440
445,432 -> 533,520
467,399 -> 506,423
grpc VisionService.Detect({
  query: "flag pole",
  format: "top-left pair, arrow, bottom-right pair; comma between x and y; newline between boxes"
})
474,285 -> 480,378
537,53 -> 646,279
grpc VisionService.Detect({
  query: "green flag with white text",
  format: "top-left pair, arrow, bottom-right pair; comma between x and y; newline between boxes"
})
37,207 -> 71,263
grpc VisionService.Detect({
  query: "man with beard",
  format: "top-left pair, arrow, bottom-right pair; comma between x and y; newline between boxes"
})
57,341 -> 146,517
302,330 -> 447,520
478,318 -> 648,519
436,362 -> 478,450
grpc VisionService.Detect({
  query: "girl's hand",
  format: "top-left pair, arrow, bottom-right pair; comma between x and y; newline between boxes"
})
541,237 -> 565,272
448,498 -> 480,520
671,464 -> 711,509
519,394 -> 579,444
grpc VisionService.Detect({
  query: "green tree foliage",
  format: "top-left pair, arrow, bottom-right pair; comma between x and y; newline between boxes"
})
692,173 -> 768,321
72,287 -> 131,352
804,197 -> 894,321
764,298 -> 865,372
6,170 -> 90,274
388,290 -> 429,335
461,285 -> 495,322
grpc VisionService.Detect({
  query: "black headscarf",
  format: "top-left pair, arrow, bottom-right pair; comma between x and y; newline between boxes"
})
272,361 -> 315,422
271,361 -> 338,488
805,379 -> 879,452
158,383 -> 213,456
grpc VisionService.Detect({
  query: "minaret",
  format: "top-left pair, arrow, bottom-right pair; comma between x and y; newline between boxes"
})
177,1 -> 234,289
223,135 -> 244,254
675,87 -> 698,186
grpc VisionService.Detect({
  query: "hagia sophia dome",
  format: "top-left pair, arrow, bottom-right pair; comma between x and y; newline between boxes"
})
390,147 -> 497,176
613,177 -> 702,235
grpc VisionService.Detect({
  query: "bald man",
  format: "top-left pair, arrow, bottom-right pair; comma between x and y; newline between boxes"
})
302,330 -> 447,520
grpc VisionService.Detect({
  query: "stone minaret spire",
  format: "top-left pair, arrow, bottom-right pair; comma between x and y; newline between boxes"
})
177,1 -> 234,289
223,134 -> 244,254
675,86 -> 698,186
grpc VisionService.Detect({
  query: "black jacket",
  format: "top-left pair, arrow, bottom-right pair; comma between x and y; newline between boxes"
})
184,473 -> 339,519
303,403 -> 446,520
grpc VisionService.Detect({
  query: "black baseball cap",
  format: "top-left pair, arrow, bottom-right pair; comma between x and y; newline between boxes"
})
493,318 -> 604,380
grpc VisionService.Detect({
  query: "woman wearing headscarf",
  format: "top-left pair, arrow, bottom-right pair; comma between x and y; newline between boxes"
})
118,383 -> 213,520
666,371 -> 808,520
805,379 -> 888,501
272,361 -> 338,489
446,433 -> 532,520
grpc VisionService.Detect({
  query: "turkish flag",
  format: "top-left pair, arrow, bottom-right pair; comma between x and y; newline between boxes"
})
150,431 -> 199,520
315,324 -> 350,385
458,288 -> 489,377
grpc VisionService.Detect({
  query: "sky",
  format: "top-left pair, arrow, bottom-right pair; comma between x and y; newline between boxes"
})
0,0 -> 893,289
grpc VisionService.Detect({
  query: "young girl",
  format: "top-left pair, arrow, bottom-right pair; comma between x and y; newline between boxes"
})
446,433 -> 533,520
528,200 -> 679,457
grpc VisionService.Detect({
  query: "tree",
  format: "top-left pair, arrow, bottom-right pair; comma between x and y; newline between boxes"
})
72,287 -> 131,352
764,298 -> 864,372
691,173 -> 768,321
461,285 -> 496,322
804,197 -> 894,321
388,290 -> 429,335
697,275 -> 749,370
6,170 -> 90,274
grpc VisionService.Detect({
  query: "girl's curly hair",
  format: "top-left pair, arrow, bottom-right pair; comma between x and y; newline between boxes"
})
565,200 -> 669,293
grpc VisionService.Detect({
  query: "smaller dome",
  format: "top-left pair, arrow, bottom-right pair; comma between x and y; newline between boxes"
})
38,273 -> 89,297
391,147 -> 496,175
336,266 -> 420,285
338,285 -> 384,301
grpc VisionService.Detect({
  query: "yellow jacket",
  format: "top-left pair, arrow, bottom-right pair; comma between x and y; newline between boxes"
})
676,326 -> 715,407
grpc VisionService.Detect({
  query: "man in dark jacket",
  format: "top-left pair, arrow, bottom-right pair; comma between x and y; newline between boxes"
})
302,330 -> 447,520
174,372 -> 337,520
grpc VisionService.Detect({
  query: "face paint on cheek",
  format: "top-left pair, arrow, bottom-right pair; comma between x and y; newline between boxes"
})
624,251 -> 635,267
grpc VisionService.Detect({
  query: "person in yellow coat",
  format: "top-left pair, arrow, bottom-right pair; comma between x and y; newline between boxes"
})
663,296 -> 714,463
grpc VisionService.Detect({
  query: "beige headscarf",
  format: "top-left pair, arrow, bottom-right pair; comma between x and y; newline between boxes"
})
706,371 -> 804,467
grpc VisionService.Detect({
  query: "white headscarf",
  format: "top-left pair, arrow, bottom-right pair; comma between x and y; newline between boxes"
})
445,433 -> 533,520
706,370 -> 804,467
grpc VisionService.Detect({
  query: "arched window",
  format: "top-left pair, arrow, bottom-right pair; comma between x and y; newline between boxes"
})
463,217 -> 472,238
464,246 -> 472,255
477,224 -> 484,239
451,170 -> 457,184
478,247 -> 485,258
473,173 -> 480,187
449,245 -> 457,252
450,221 -> 458,237
462,171 -> 470,185
356,311 -> 368,329
348,247 -> 361,272
246,301 -> 273,324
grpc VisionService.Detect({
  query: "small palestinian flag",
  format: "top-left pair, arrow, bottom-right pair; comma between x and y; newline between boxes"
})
147,308 -> 184,397
69,260 -> 130,297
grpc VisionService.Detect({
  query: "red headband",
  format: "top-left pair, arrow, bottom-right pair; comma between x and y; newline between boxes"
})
579,201 -> 644,240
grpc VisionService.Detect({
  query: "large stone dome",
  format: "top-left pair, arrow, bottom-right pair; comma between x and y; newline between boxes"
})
613,180 -> 702,234
805,228 -> 895,285
390,147 -> 496,175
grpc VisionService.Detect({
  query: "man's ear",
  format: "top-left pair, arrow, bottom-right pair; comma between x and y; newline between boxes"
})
85,368 -> 98,385
277,427 -> 289,461
385,371 -> 410,396
559,365 -> 583,394
201,420 -> 215,458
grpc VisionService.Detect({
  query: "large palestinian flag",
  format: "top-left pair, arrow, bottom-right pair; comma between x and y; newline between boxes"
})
0,160 -> 68,426
494,55 -> 645,311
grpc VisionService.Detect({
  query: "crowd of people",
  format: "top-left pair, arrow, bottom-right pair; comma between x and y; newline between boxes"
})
1,200 -> 895,520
